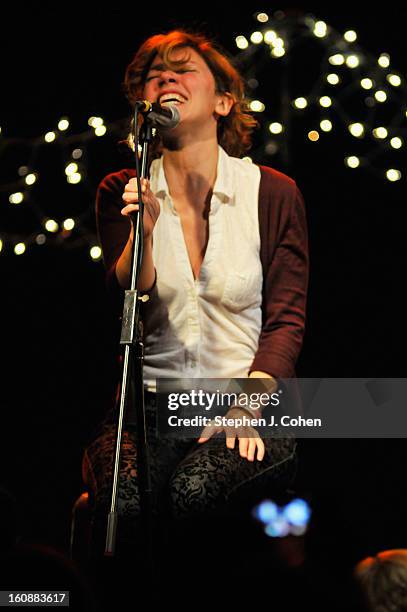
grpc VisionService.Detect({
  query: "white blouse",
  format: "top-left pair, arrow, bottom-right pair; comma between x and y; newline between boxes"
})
142,146 -> 263,390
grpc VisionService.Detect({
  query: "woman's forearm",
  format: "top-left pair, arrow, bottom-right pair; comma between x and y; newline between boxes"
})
115,227 -> 156,292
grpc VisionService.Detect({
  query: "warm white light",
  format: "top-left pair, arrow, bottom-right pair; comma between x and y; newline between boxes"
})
256,12 -> 269,23
361,78 -> 374,90
58,118 -> 69,131
44,131 -> 56,143
349,123 -> 364,138
90,246 -> 102,260
45,219 -> 59,233
9,192 -> 24,204
88,116 -> 104,128
327,73 -> 340,85
14,243 -> 26,255
329,54 -> 345,66
373,127 -> 388,139
264,30 -> 277,44
269,122 -> 283,134
274,37 -> 285,48
271,47 -> 285,58
314,21 -> 327,38
319,96 -> 332,108
346,55 -> 360,68
387,74 -> 401,87
344,30 -> 357,42
250,100 -> 265,112
250,31 -> 263,44
67,172 -> 82,184
378,54 -> 390,68
95,125 -> 107,136
345,156 -> 360,168
72,148 -> 83,160
320,119 -> 333,132
390,137 -> 403,149
386,169 -> 401,182
308,131 -> 320,142
294,97 -> 308,109
25,173 -> 37,185
0,239 -> 3,252
375,90 -> 387,102
242,156 -> 253,163
63,218 -> 75,230
235,36 -> 249,50
65,162 -> 78,176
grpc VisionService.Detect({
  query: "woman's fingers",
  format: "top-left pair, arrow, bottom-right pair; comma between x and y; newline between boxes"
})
197,422 -> 222,443
256,437 -> 265,462
121,203 -> 139,215
239,437 -> 248,459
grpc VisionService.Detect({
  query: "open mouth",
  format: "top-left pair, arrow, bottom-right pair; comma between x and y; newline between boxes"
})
158,93 -> 187,106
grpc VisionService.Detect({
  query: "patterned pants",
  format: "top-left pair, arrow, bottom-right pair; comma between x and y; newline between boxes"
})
82,392 -> 297,557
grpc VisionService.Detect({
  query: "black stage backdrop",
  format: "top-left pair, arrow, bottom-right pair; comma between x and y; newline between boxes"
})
1,4 -> 406,569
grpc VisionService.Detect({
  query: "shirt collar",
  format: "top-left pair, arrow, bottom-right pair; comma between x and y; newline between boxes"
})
151,145 -> 234,205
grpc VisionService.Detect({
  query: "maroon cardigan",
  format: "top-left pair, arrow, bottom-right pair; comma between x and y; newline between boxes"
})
96,164 -> 309,379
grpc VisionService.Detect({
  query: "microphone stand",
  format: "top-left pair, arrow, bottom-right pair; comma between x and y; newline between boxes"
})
104,110 -> 155,582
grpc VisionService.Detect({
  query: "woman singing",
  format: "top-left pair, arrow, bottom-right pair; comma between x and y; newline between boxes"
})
82,29 -> 309,567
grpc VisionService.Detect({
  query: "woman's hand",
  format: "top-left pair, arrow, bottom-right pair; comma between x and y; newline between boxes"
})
121,177 -> 160,239
197,407 -> 265,462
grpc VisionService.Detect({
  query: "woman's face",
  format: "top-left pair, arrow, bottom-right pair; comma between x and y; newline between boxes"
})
142,46 -> 231,135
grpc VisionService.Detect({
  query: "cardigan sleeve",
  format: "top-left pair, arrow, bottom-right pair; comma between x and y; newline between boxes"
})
249,166 -> 309,378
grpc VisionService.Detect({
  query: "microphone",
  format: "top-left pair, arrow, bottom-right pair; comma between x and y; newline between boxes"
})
135,100 -> 180,130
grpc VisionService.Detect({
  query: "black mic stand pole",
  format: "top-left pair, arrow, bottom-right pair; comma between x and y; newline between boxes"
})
104,111 -> 155,582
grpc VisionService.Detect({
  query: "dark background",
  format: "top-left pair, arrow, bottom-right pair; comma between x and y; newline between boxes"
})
1,4 -> 406,567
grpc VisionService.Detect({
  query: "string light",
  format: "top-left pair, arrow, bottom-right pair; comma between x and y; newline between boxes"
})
327,73 -> 340,85
2,11 -> 405,260
361,78 -> 374,90
235,36 -> 249,49
378,53 -> 390,68
269,122 -> 283,134
58,118 -> 69,131
14,243 -> 26,255
45,219 -> 59,233
90,246 -> 102,260
293,97 -> 308,109
314,21 -> 328,38
63,218 -> 75,231
346,55 -> 360,68
95,125 -> 107,136
256,12 -> 269,23
9,192 -> 24,204
386,169 -> 401,182
319,96 -> 332,108
390,137 -> 403,149
344,30 -> 357,43
44,131 -> 56,143
88,116 -> 104,128
308,131 -> 320,141
271,47 -> 285,58
375,90 -> 387,102
250,31 -> 263,44
250,100 -> 265,112
345,156 -> 361,168
320,119 -> 333,132
25,173 -> 37,185
329,54 -> 345,66
349,122 -> 365,138
387,74 -> 401,87
373,127 -> 388,139
264,30 -> 278,44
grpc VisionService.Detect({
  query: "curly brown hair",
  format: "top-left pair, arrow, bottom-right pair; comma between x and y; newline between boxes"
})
122,29 -> 258,158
